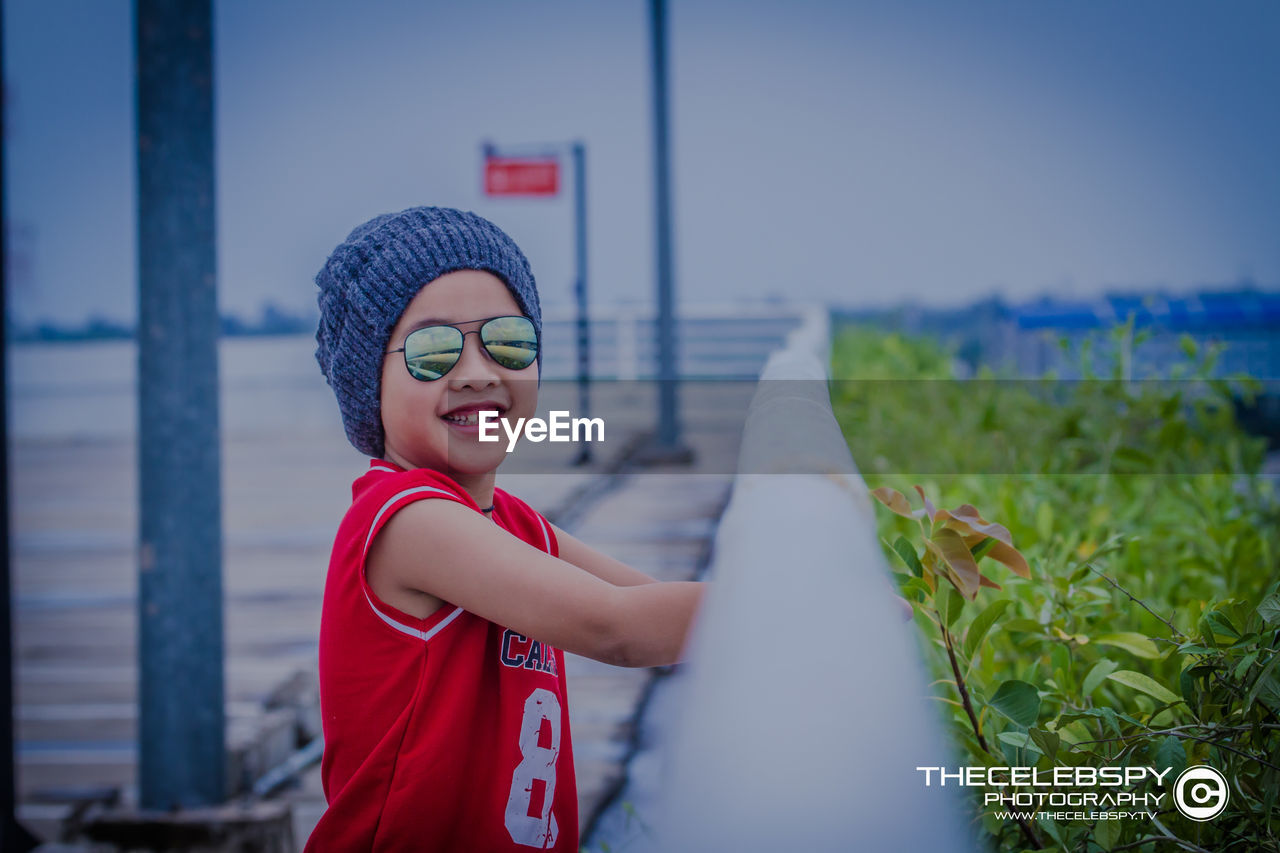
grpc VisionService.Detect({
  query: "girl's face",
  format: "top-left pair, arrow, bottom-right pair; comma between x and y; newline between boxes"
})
379,269 -> 539,478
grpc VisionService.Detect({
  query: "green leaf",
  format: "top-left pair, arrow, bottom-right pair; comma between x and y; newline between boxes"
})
1257,592 -> 1280,626
1204,610 -> 1240,639
997,731 -> 1035,750
1225,600 -> 1253,635
1229,631 -> 1261,649
1153,735 -> 1186,780
1029,727 -> 1060,760
1035,501 -> 1054,542
1107,670 -> 1182,705
1199,615 -> 1219,648
900,577 -> 932,602
1180,667 -> 1198,705
891,536 -> 924,578
989,679 -> 1041,728
1051,719 -> 1090,746
1234,649 -> 1260,681
1057,709 -> 1106,728
1082,659 -> 1119,697
941,586 -> 966,629
963,599 -> 1011,659
1245,647 -> 1280,709
1099,706 -> 1122,738
969,537 -> 996,560
1037,815 -> 1067,848
1051,643 -> 1070,681
1095,814 -> 1120,849
1095,632 -> 1161,660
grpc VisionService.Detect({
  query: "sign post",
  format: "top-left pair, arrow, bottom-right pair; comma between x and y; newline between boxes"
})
483,142 -> 592,464
642,0 -> 694,465
1,10 -> 39,851
0,39 -> 40,844
136,0 -> 226,808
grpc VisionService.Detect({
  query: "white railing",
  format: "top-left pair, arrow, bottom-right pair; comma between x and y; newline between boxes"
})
652,307 -> 975,852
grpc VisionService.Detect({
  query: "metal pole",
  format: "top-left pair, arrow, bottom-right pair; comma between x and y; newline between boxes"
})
136,0 -> 226,808
648,0 -> 692,462
0,15 -> 41,849
572,142 -> 592,465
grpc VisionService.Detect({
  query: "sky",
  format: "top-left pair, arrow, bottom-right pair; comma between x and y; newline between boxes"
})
3,0 -> 1279,327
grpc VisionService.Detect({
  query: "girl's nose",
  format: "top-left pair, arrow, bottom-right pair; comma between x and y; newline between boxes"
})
447,331 -> 501,387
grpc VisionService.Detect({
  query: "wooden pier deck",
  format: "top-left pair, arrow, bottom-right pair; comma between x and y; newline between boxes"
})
9,347 -> 752,847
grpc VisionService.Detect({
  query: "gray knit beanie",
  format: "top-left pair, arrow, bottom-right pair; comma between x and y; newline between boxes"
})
315,206 -> 542,458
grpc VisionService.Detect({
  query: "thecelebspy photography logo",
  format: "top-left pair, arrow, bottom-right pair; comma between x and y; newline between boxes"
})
917,763 -> 1231,825
1172,765 -> 1229,822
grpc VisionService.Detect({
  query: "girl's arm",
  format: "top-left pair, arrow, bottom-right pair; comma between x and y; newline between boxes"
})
550,522 -> 659,587
367,499 -> 702,668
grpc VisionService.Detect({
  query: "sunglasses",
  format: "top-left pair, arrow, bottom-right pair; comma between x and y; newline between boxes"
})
386,315 -> 539,381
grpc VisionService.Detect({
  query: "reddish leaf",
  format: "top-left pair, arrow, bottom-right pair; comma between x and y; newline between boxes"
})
913,485 -> 939,522
871,487 -> 915,519
940,514 -> 1013,546
986,541 -> 1031,578
926,527 -> 982,599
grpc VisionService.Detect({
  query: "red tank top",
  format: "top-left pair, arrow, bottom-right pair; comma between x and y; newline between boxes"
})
307,460 -> 579,852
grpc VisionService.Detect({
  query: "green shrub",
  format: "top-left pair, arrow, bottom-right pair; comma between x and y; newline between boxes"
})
833,323 -> 1280,852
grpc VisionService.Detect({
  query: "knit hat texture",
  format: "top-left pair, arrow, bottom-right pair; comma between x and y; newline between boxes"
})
315,206 -> 542,458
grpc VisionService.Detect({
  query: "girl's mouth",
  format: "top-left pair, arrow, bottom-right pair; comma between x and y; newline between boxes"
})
441,407 -> 504,431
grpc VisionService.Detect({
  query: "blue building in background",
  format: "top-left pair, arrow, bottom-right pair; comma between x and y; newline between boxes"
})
1010,289 -> 1280,380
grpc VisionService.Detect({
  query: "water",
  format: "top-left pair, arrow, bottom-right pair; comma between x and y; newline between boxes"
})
7,335 -> 344,442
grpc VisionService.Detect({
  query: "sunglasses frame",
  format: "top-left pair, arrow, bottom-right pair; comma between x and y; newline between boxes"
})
385,314 -> 540,381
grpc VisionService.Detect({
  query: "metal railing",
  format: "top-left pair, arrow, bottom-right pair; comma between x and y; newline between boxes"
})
538,303 -> 810,380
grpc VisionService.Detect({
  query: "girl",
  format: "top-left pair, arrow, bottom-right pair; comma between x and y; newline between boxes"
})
307,206 -> 703,851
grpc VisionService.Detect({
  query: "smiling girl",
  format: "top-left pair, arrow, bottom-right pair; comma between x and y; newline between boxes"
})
306,207 -> 703,852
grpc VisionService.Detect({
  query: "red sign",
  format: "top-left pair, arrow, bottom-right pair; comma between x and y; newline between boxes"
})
484,157 -> 560,196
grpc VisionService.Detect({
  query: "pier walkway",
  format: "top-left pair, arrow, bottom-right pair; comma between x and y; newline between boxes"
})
9,344 -> 751,847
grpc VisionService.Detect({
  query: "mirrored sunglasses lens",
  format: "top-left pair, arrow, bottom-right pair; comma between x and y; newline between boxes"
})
480,317 -> 538,370
403,326 -> 463,380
